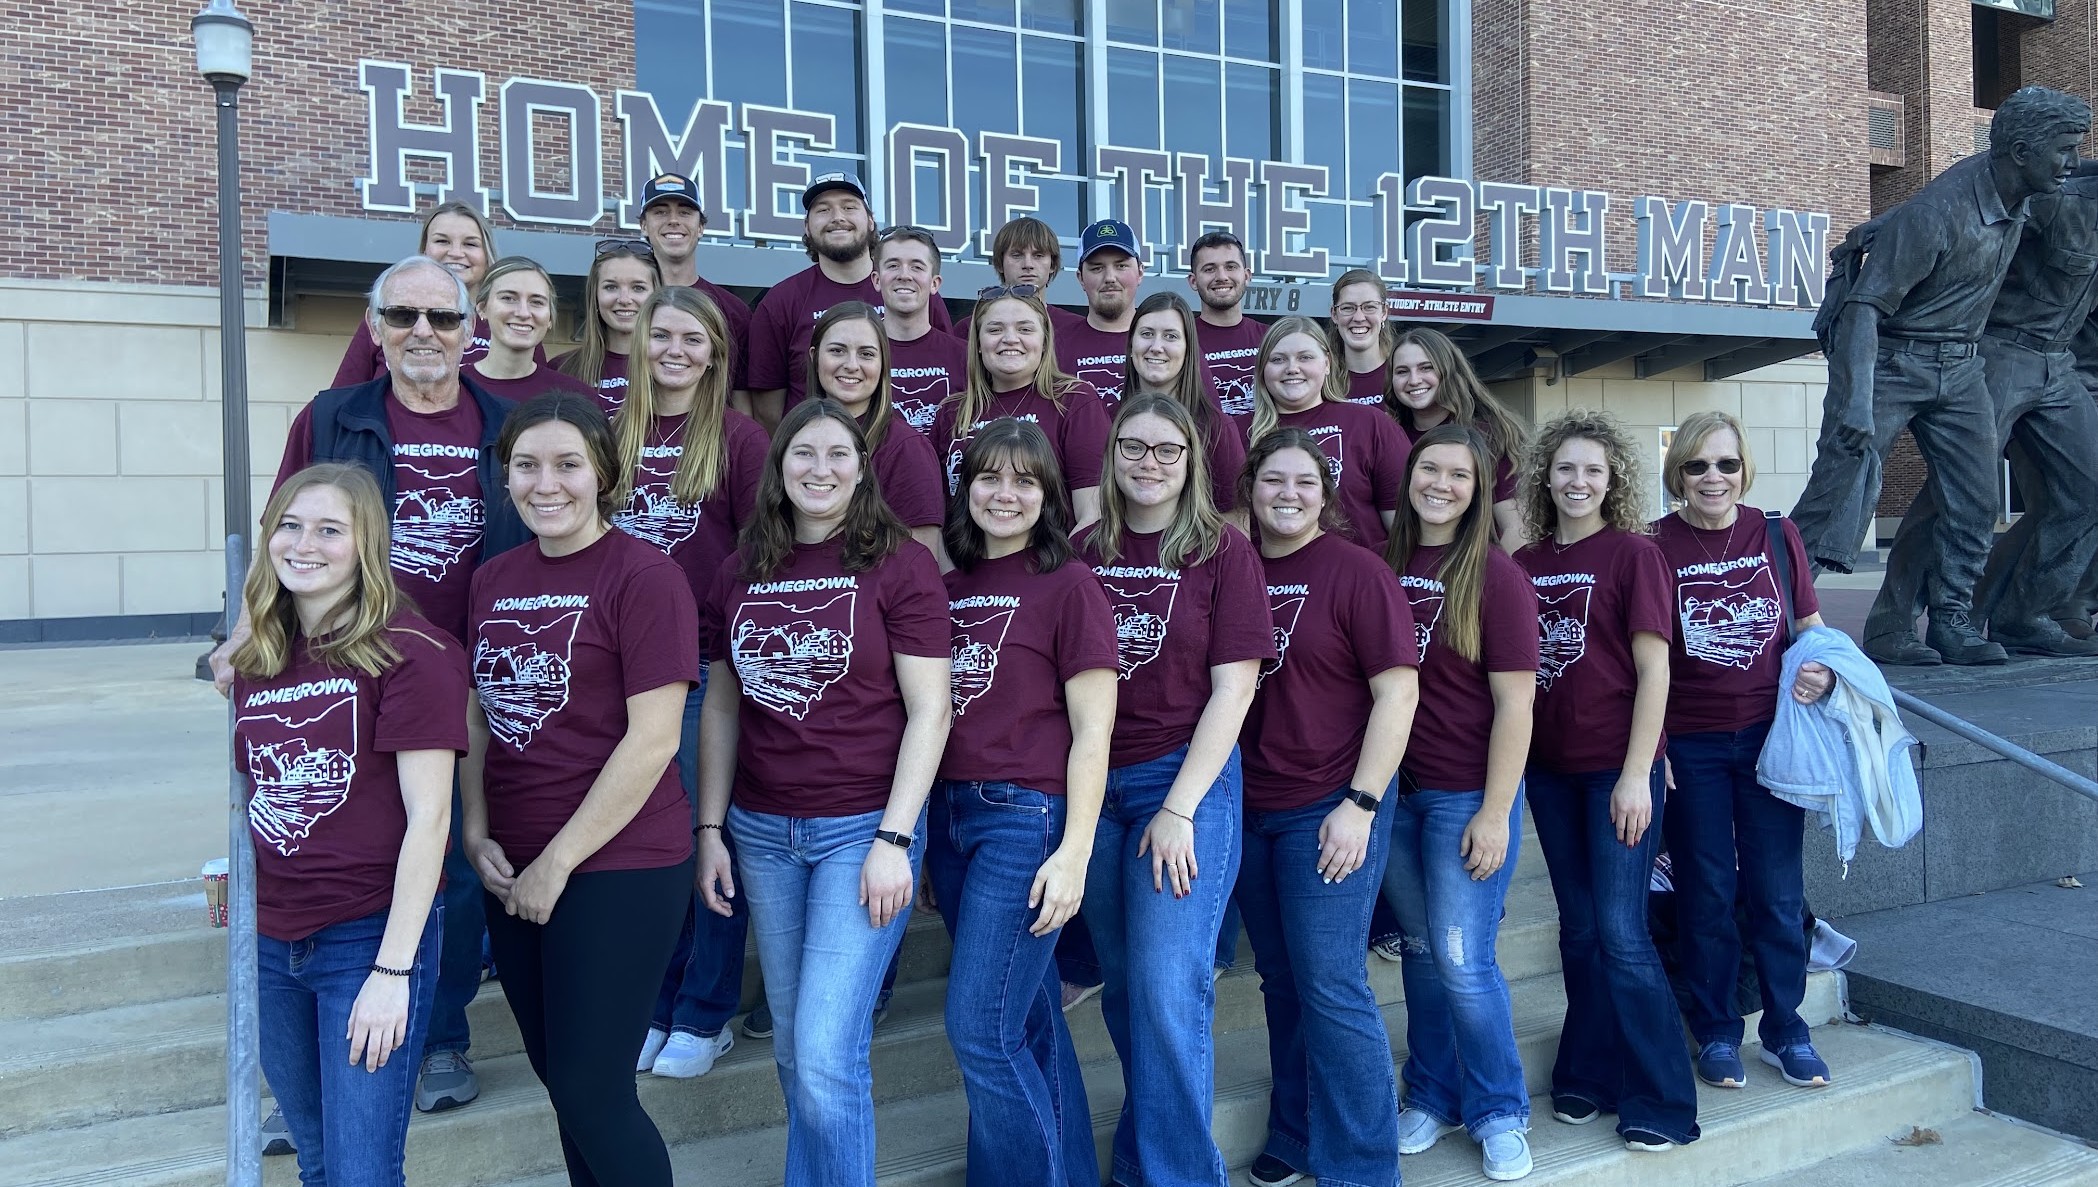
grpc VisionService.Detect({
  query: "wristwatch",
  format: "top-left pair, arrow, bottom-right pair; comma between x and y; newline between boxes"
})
1343,789 -> 1382,813
874,829 -> 914,850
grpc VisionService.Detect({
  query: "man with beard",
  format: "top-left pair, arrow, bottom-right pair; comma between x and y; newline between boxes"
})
748,172 -> 952,430
1187,230 -> 1267,429
1055,219 -> 1146,412
877,225 -> 968,434
637,172 -> 752,410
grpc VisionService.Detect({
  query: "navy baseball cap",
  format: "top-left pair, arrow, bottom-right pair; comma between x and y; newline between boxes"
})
1079,219 -> 1141,263
640,172 -> 704,218
802,171 -> 870,210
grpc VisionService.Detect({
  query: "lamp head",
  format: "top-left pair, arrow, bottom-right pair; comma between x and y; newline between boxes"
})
191,0 -> 253,86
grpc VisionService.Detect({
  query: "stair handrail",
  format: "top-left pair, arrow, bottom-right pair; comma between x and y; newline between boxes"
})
1891,687 -> 2098,804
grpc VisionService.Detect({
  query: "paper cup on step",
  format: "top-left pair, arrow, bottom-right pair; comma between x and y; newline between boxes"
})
201,858 -> 230,927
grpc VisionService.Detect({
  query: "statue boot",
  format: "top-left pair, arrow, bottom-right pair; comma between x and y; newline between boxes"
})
1991,616 -> 2098,657
1924,610 -> 2010,665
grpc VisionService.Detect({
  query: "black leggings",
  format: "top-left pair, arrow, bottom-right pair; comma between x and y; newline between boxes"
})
484,858 -> 693,1187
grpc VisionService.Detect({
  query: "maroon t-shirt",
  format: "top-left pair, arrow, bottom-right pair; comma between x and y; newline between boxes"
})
592,350 -> 630,418
699,539 -> 950,817
235,613 -> 470,942
1202,406 -> 1249,512
1270,401 -> 1408,554
887,330 -> 970,435
468,529 -> 698,874
931,381 -> 1112,496
1195,316 -> 1268,427
1077,525 -> 1275,767
1240,532 -> 1418,811
1344,365 -> 1385,405
466,363 -> 595,405
1516,529 -> 1675,774
942,552 -> 1119,795
1399,544 -> 1542,790
1650,508 -> 1819,736
690,275 -> 754,393
1055,318 -> 1134,412
749,265 -> 953,409
331,318 -> 540,389
610,409 -> 770,604
870,420 -> 946,529
1398,418 -> 1519,504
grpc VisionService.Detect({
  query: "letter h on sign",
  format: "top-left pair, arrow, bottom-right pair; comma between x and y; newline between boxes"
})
360,61 -> 490,214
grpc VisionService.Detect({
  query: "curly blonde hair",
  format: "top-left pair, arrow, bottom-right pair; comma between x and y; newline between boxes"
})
1518,409 -> 1653,540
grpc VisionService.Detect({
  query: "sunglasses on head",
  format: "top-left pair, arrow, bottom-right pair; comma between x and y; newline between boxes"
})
595,238 -> 655,258
977,284 -> 1041,300
377,306 -> 467,332
1680,457 -> 1744,476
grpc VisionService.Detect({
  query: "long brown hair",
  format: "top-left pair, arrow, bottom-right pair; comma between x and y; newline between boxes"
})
807,301 -> 899,450
1520,409 -> 1653,540
554,243 -> 660,389
231,464 -> 410,679
1385,423 -> 1499,663
740,399 -> 909,581
1387,327 -> 1529,470
497,390 -> 624,523
957,290 -> 1079,432
611,286 -> 733,506
1248,316 -> 1346,447
1239,427 -> 1349,544
1119,292 -> 1221,448
945,417 -> 1077,574
1091,392 -> 1224,569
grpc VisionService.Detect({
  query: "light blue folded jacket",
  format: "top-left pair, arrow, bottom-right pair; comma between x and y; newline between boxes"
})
1756,625 -> 1922,872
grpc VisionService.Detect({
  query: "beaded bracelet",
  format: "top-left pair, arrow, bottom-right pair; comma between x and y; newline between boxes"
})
371,963 -> 412,978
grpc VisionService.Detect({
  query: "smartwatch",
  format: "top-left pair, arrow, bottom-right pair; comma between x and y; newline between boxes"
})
874,829 -> 914,850
1343,789 -> 1382,813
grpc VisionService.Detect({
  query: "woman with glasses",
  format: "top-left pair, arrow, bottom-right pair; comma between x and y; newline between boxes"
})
1650,411 -> 1836,1094
1385,327 -> 1532,551
332,202 -> 537,386
1121,292 -> 1247,512
466,258 -> 594,403
1075,392 -> 1272,1187
555,241 -> 662,417
1247,316 -> 1410,554
933,285 -> 1112,527
1326,268 -> 1392,405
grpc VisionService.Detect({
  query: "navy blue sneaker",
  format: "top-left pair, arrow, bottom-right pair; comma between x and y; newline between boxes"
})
1696,1040 -> 1746,1088
1760,1040 -> 1832,1087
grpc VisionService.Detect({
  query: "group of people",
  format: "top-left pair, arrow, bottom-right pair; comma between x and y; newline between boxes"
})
215,173 -> 1842,1187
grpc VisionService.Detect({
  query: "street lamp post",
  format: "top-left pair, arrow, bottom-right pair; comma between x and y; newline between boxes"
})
192,2 -> 259,1184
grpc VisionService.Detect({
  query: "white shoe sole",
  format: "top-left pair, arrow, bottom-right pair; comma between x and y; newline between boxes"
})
651,1032 -> 734,1079
1397,1121 -> 1459,1155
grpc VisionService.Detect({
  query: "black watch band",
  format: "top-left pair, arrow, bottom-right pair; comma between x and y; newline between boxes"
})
1344,789 -> 1382,813
874,829 -> 914,850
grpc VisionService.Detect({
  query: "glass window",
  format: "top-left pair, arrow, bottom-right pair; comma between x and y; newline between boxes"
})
1402,0 -> 1445,82
1163,55 -> 1223,165
885,18 -> 949,129
792,3 -> 862,153
1022,35 -> 1084,159
712,0 -> 788,107
951,26 -> 1020,143
1108,0 -> 1160,44
635,0 -> 707,122
1346,78 -> 1399,198
953,0 -> 1017,21
1403,85 -> 1449,179
888,0 -> 944,14
1161,0 -> 1221,54
1300,2 -> 1345,69
1033,177 -> 1085,241
1307,200 -> 1347,264
1303,72 -> 1346,180
1225,63 -> 1278,159
1347,0 -> 1399,78
1022,0 -> 1083,34
1223,0 -> 1276,60
1108,48 -> 1162,148
1349,205 -> 1376,265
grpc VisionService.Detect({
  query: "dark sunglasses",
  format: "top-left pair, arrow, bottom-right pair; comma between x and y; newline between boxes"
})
1116,438 -> 1187,464
977,284 -> 1041,300
377,305 -> 467,332
594,238 -> 655,258
1680,457 -> 1744,476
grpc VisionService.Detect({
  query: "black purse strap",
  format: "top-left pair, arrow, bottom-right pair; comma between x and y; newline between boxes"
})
1763,509 -> 1798,647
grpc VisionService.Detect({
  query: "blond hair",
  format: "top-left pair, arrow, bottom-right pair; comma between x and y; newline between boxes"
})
1662,410 -> 1758,503
1248,316 -> 1346,447
231,464 -> 411,679
612,286 -> 734,506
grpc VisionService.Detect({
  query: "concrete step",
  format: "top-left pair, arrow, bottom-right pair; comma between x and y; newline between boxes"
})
1733,1109 -> 2098,1187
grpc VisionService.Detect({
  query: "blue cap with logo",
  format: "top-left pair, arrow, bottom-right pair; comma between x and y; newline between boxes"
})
640,172 -> 704,218
1079,219 -> 1141,263
802,171 -> 870,211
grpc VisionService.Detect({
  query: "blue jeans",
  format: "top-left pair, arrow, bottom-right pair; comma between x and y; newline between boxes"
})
427,777 -> 481,1057
732,803 -> 922,1185
926,781 -> 1099,1187
1381,785 -> 1529,1141
1238,787 -> 1399,1187
1663,722 -> 1809,1047
259,905 -> 441,1187
654,676 -> 748,1038
1083,746 -> 1240,1187
1527,763 -> 1700,1144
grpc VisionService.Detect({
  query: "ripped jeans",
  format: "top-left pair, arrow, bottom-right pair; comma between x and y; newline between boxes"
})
1380,785 -> 1529,1141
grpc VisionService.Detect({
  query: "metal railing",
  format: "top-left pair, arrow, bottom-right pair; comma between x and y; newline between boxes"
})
1891,687 -> 2098,804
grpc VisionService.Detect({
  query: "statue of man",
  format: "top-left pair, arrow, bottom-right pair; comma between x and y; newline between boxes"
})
1791,85 -> 2089,664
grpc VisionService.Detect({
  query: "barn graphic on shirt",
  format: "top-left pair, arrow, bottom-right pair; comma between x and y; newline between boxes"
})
889,374 -> 948,432
1097,575 -> 1180,679
241,693 -> 358,857
391,459 -> 484,583
474,610 -> 585,748
1214,373 -> 1256,419
1308,429 -> 1346,484
1260,590 -> 1307,687
731,591 -> 857,720
614,478 -> 702,554
1680,562 -> 1782,670
1534,584 -> 1593,691
950,603 -> 1017,715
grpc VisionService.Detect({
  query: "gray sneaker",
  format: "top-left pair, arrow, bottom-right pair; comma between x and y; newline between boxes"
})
415,1050 -> 479,1113
260,1106 -> 295,1156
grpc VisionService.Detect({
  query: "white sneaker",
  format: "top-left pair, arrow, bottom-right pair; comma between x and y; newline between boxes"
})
1482,1131 -> 1533,1181
636,1027 -> 669,1073
1396,1107 -> 1459,1155
650,1030 -> 733,1079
